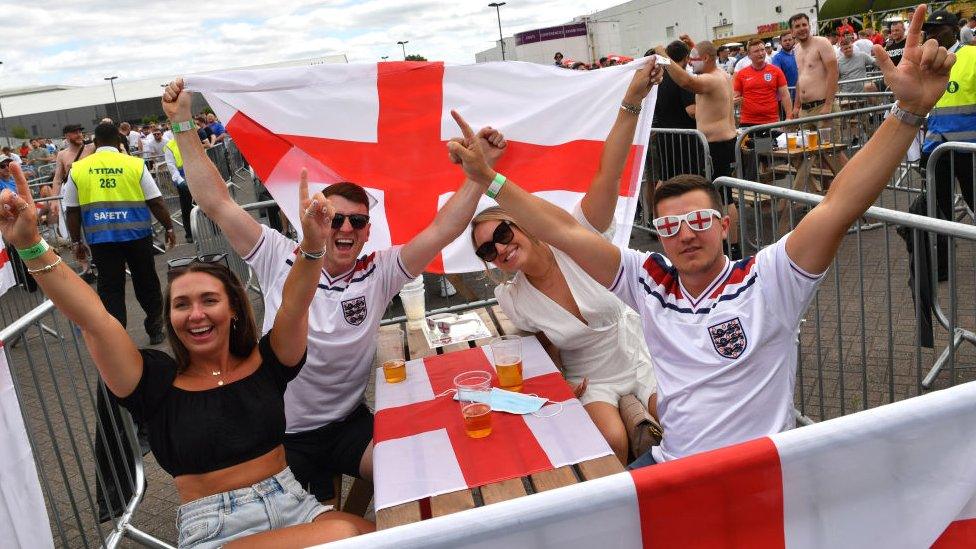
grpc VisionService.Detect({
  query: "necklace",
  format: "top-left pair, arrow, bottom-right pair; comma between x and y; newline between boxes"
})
526,246 -> 557,284
211,367 -> 224,386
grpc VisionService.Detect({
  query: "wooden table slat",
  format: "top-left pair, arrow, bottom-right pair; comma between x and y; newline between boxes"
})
480,478 -> 528,505
376,501 -> 423,530
576,454 -> 625,481
530,466 -> 579,493
405,321 -> 436,360
430,489 -> 477,517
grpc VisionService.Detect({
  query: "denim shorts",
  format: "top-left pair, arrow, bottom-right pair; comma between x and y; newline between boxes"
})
176,467 -> 333,548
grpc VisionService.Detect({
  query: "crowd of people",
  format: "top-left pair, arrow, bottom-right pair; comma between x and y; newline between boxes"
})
553,51 -> 635,70
0,5 -> 966,548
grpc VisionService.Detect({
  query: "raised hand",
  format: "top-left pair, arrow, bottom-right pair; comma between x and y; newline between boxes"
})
447,126 -> 507,168
873,4 -> 955,114
623,56 -> 662,105
0,163 -> 41,249
297,168 -> 333,253
161,78 -> 193,122
446,110 -> 496,187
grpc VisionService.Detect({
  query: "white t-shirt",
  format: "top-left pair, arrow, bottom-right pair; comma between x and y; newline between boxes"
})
142,138 -> 165,158
609,234 -> 824,462
494,204 -> 655,397
853,38 -> 874,56
244,225 -> 415,432
62,147 -> 162,206
126,132 -> 142,151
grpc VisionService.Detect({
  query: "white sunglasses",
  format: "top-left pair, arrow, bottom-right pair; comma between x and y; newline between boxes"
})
652,209 -> 722,238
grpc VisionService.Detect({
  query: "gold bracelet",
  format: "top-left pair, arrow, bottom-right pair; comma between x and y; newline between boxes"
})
27,256 -> 63,276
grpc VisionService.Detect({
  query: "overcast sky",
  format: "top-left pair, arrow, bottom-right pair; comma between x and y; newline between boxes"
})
1,0 -> 623,88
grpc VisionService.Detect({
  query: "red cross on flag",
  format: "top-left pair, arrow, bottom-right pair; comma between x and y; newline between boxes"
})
185,60 -> 656,273
0,244 -> 17,296
371,336 -> 613,511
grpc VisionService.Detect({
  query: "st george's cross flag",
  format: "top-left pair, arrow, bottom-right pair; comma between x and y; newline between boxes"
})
185,60 -> 656,273
324,380 -> 976,548
0,242 -> 17,296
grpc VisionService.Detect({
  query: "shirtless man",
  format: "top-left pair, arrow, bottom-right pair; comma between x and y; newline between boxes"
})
657,39 -> 742,258
790,12 -> 848,166
51,124 -> 96,267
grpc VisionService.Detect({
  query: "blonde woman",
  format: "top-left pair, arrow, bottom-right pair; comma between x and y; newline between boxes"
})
469,61 -> 663,464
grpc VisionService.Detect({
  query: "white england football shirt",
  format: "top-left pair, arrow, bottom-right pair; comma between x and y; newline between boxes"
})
245,225 -> 415,433
609,234 -> 824,462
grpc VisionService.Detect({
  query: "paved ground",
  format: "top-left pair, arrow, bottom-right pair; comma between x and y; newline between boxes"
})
5,172 -> 974,547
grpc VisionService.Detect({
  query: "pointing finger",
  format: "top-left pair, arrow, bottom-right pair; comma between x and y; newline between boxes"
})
905,4 -> 925,51
298,168 -> 309,207
450,109 -> 476,141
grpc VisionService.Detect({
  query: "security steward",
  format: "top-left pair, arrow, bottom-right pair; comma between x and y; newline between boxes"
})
63,122 -> 176,522
64,121 -> 176,341
163,136 -> 195,243
922,10 -> 975,220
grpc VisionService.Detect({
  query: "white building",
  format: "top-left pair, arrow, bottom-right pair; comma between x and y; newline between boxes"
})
476,0 -> 819,65
0,55 -> 348,140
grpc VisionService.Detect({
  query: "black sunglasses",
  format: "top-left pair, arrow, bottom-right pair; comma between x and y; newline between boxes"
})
475,221 -> 514,262
332,213 -> 369,230
167,253 -> 229,271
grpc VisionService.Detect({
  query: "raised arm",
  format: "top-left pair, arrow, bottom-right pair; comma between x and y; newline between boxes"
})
581,58 -> 661,232
787,5 -> 954,274
399,126 -> 507,276
162,79 -> 262,256
268,170 -> 330,366
660,57 -> 709,95
448,112 -> 621,287
0,163 -> 143,397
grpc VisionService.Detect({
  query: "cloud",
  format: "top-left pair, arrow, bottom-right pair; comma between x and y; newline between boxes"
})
0,0 -> 622,87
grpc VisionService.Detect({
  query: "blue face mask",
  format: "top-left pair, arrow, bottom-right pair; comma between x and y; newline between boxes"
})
454,388 -> 563,417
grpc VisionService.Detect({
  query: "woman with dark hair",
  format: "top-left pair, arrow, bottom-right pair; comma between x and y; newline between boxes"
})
0,162 -> 372,548
468,61 -> 664,465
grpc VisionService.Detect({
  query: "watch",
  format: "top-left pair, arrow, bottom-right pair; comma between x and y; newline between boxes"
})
889,102 -> 925,128
171,120 -> 195,133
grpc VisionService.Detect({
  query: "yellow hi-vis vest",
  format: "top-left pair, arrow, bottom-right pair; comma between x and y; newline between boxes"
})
924,45 -> 976,152
70,149 -> 153,244
165,138 -> 183,169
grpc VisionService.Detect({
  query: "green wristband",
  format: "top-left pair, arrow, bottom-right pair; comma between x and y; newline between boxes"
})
486,172 -> 507,199
17,239 -> 50,261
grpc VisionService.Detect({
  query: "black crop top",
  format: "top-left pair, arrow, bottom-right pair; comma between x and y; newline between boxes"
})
113,334 -> 306,477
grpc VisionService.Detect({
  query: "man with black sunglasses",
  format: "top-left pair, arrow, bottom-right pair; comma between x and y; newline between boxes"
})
447,5 -> 954,468
161,79 -> 507,501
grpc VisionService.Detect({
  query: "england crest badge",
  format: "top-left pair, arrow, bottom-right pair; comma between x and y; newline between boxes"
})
341,296 -> 368,326
708,318 -> 747,359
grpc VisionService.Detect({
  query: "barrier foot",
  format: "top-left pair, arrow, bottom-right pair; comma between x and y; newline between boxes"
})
123,525 -> 175,549
922,328 -> 976,389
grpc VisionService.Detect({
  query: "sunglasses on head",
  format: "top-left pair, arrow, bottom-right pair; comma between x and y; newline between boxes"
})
475,221 -> 514,262
167,253 -> 229,271
331,213 -> 369,230
653,209 -> 722,238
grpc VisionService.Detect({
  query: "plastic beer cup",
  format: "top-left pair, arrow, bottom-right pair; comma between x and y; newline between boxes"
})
454,371 -> 492,438
382,328 -> 407,383
491,335 -> 523,392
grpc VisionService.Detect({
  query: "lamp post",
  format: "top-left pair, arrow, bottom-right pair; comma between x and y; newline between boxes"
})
488,2 -> 507,61
104,76 -> 120,122
397,40 -> 409,59
696,1 -> 709,40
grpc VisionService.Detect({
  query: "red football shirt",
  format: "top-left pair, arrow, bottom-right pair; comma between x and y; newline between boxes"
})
733,63 -> 788,125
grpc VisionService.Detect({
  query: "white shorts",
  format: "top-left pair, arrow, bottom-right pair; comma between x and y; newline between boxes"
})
570,359 -> 657,409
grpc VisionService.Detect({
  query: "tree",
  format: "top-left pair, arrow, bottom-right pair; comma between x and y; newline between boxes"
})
405,54 -> 428,61
11,126 -> 27,139
141,115 -> 159,125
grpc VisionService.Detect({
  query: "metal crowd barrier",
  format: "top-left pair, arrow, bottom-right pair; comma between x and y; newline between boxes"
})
638,128 -> 712,232
922,142 -> 976,388
0,300 -> 171,548
732,103 -> 926,249
190,200 -> 267,295
716,177 -> 976,421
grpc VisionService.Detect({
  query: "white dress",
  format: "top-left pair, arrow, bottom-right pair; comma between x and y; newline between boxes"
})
494,204 -> 657,407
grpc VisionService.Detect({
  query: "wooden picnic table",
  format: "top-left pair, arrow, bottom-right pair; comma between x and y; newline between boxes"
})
765,142 -> 847,236
371,304 -> 624,530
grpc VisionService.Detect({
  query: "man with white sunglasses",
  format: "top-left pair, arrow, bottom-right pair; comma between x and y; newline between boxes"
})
447,5 -> 954,466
